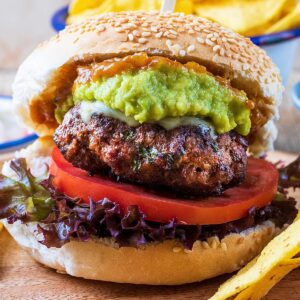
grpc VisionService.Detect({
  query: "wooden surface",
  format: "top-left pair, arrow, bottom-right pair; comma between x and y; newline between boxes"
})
0,151 -> 300,300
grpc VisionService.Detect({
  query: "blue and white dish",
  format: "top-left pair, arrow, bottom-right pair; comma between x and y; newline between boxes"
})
0,96 -> 38,153
292,82 -> 300,111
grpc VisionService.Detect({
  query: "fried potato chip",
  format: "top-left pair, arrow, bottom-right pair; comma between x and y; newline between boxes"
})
194,0 -> 291,36
210,217 -> 300,300
266,3 -> 300,33
279,0 -> 298,18
69,0 -> 102,16
175,0 -> 194,15
234,257 -> 300,300
67,1 -> 115,24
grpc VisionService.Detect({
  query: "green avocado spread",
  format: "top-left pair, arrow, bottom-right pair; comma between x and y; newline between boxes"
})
55,63 -> 251,135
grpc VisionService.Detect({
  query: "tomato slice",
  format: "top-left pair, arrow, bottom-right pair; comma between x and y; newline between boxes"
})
50,147 -> 278,225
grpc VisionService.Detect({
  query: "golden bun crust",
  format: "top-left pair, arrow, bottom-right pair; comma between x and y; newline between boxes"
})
12,11 -> 282,154
3,220 -> 277,285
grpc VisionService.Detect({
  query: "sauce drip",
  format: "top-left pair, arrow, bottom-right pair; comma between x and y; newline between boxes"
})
29,52 -> 258,133
75,52 -> 207,84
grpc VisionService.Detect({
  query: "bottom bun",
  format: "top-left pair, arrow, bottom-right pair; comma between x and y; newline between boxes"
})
4,220 -> 277,285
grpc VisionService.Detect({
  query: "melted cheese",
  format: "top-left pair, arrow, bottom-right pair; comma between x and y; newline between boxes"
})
79,101 -> 215,134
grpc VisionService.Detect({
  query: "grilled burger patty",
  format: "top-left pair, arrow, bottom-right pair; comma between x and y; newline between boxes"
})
54,105 -> 248,196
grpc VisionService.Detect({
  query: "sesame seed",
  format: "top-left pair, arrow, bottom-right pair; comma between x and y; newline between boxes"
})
167,34 -> 177,39
207,33 -> 214,38
151,26 -> 158,32
188,29 -> 195,34
155,32 -> 163,38
221,242 -> 228,251
128,33 -> 134,41
179,49 -> 186,56
169,29 -> 177,35
232,53 -> 239,59
220,48 -> 225,56
193,240 -> 201,247
120,18 -> 129,23
184,249 -> 193,254
202,241 -> 210,249
96,25 -> 105,32
197,37 -> 205,44
224,43 -> 230,50
173,247 -> 182,253
187,44 -> 195,53
132,30 -> 140,37
166,39 -> 172,47
126,22 -> 137,29
138,38 -> 147,44
213,45 -> 221,52
142,31 -> 151,37
211,37 -> 217,42
211,240 -> 218,249
115,28 -> 124,33
170,44 -> 181,55
205,39 -> 214,46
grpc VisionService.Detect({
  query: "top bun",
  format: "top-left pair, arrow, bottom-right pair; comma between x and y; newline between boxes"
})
13,11 -> 282,154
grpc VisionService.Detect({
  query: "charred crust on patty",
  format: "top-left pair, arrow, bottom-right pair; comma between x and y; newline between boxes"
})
54,105 -> 248,197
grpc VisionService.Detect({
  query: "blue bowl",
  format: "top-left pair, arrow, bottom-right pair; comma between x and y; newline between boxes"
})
0,96 -> 38,153
51,5 -> 300,46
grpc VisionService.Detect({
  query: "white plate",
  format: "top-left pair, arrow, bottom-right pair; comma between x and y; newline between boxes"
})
0,96 -> 37,153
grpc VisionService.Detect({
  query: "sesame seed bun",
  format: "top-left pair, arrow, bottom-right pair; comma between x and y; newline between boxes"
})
12,11 -> 282,153
3,218 -> 277,285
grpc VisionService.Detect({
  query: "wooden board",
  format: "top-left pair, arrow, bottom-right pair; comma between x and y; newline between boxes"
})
0,151 -> 300,300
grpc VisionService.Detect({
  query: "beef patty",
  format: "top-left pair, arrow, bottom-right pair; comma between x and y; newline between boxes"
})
54,105 -> 248,196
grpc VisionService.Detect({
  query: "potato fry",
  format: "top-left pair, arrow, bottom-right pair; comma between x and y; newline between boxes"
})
266,3 -> 300,33
194,0 -> 291,36
0,222 -> 3,232
210,217 -> 300,300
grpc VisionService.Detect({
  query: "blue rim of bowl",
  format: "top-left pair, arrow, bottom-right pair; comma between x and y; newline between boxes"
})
51,5 -> 300,46
0,95 -> 38,151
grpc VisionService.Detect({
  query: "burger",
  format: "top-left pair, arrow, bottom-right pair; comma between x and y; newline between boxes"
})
0,11 -> 298,285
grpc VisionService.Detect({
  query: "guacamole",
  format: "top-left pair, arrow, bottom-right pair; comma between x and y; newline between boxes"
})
56,64 -> 251,135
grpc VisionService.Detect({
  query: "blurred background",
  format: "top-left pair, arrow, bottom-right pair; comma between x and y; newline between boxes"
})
0,0 -> 299,152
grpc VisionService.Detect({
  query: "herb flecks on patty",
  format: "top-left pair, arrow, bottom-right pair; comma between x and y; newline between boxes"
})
54,105 -> 248,196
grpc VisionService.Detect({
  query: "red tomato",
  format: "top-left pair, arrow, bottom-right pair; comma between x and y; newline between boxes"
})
50,147 -> 278,225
